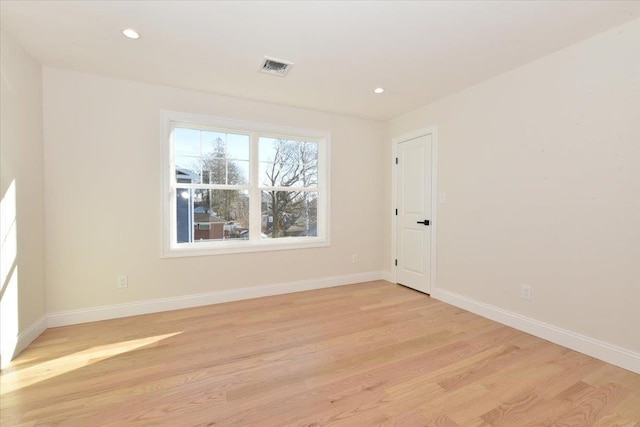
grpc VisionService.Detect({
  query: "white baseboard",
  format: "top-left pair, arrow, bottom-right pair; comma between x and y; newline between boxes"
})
47,271 -> 384,328
1,315 -> 48,369
12,275 -> 638,376
382,270 -> 394,283
432,288 -> 640,374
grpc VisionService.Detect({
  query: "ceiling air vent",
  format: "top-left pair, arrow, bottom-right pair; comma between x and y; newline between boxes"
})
260,56 -> 294,77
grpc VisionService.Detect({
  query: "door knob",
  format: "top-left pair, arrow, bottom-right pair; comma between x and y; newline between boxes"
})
416,220 -> 430,226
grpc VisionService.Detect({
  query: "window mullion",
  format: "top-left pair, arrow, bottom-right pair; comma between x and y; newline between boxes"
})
178,183 -> 249,190
250,133 -> 261,241
258,186 -> 318,192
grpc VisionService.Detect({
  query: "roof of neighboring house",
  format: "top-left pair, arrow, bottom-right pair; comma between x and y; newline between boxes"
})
194,212 -> 226,224
176,167 -> 199,183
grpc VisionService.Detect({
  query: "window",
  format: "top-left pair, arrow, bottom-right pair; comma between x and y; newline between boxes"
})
162,111 -> 329,256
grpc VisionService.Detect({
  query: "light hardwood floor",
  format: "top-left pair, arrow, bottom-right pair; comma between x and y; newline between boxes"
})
2,281 -> 639,426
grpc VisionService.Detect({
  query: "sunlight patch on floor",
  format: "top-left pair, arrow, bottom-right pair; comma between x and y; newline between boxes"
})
1,332 -> 182,394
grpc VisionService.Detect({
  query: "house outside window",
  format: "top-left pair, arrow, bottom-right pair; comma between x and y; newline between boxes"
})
161,111 -> 329,257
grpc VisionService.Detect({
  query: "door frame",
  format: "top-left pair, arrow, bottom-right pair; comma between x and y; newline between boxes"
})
391,126 -> 438,293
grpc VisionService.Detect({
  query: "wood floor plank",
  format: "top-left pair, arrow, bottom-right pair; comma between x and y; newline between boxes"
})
1,281 -> 639,426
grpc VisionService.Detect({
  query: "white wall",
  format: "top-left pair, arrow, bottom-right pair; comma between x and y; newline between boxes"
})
388,19 -> 640,353
42,68 -> 386,314
0,30 -> 46,364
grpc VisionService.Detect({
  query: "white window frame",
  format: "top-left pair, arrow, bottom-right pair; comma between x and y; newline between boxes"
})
161,110 -> 330,257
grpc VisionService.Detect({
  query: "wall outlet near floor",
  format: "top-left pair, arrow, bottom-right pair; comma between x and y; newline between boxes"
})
117,275 -> 128,288
352,254 -> 358,264
521,284 -> 532,300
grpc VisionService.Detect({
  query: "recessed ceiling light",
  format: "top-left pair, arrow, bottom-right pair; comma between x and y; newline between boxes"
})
374,87 -> 385,94
122,29 -> 140,39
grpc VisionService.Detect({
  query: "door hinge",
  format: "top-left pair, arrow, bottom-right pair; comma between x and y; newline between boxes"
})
395,157 -> 398,165
395,259 -> 398,266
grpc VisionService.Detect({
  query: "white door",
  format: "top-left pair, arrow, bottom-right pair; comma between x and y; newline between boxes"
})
396,134 -> 433,293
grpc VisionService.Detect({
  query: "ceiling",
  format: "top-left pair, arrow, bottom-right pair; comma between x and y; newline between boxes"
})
1,1 -> 639,121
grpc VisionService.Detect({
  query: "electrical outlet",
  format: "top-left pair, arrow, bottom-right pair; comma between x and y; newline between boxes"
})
352,254 -> 358,264
117,275 -> 128,288
521,284 -> 531,300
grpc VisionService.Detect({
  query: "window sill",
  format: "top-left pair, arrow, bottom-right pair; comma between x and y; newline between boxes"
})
162,237 -> 329,258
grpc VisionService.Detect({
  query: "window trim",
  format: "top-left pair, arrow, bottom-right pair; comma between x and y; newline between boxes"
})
161,110 -> 330,258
